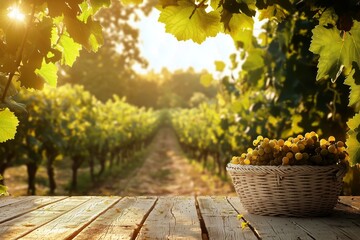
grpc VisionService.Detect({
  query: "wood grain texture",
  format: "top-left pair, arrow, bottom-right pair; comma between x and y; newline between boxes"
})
0,196 -> 358,239
136,196 -> 202,240
0,197 -> 89,239
0,196 -> 38,208
228,196 -> 312,240
340,196 -> 360,210
197,196 -> 257,240
229,196 -> 360,240
20,196 -> 120,240
74,196 -> 157,240
0,196 -> 67,224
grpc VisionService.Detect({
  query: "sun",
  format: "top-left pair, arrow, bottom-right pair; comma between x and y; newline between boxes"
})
7,7 -> 25,21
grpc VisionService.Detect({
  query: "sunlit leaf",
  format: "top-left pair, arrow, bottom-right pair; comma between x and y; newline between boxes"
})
215,61 -> 226,71
158,0 -> 221,44
0,184 -> 8,196
0,108 -> 19,143
259,4 -> 288,21
346,113 -> 360,166
89,0 -> 111,12
310,21 -> 360,81
227,13 -> 253,49
200,73 -> 213,87
344,68 -> 360,111
242,49 -> 264,71
58,34 -> 82,66
121,0 -> 143,5
281,114 -> 303,138
35,60 -> 58,87
318,8 -> 337,27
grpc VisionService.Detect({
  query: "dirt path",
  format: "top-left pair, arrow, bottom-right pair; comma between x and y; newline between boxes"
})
88,127 -> 235,196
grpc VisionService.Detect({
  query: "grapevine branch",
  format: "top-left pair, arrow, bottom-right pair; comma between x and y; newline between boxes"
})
1,3 -> 36,103
189,0 -> 207,19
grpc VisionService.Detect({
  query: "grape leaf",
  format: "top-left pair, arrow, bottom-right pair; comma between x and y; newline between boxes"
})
318,8 -> 337,27
35,60 -> 58,87
64,16 -> 103,52
200,73 -> 213,87
309,21 -> 360,81
19,64 -> 44,89
242,49 -> 264,71
89,0 -> 111,12
281,114 -> 303,138
346,113 -> 360,166
58,34 -> 82,66
226,13 -> 253,49
158,0 -> 221,44
215,61 -> 226,71
0,184 -> 8,196
0,108 -> 19,143
344,68 -> 360,111
259,4 -> 288,21
121,0 -> 143,5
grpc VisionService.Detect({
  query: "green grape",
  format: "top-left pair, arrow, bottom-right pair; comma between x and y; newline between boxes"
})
328,144 -> 337,154
264,146 -> 272,154
328,136 -> 335,142
320,148 -> 328,156
282,156 -> 289,165
291,144 -> 299,153
336,141 -> 344,148
298,143 -> 305,151
258,148 -> 265,156
295,152 -> 303,160
286,152 -> 294,159
231,132 -> 348,167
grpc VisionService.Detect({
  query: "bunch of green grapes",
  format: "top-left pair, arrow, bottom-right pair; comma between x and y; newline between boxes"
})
230,132 -> 349,166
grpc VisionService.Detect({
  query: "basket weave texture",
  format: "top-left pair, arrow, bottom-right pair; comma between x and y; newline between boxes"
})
226,163 -> 347,217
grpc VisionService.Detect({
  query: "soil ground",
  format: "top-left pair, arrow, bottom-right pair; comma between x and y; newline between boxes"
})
4,127 -> 235,196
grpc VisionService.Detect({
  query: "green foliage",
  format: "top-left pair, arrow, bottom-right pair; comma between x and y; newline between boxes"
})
0,174 -> 9,196
1,84 -> 161,194
0,0 -> 109,143
347,113 -> 360,165
0,108 -> 19,143
59,1 -> 149,102
158,0 -> 221,43
157,0 -> 360,167
310,20 -> 360,81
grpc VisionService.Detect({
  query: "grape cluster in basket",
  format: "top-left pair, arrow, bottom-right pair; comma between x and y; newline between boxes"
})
231,132 -> 349,166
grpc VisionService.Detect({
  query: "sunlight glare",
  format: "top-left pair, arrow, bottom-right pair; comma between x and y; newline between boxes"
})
115,43 -> 124,54
8,7 -> 25,21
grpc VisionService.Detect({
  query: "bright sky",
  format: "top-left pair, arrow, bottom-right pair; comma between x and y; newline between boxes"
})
133,9 -> 237,74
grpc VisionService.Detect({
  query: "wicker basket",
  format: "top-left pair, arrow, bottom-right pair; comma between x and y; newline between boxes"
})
226,163 -> 347,217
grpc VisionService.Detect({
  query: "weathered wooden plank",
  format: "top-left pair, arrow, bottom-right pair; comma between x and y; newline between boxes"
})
136,196 -> 202,240
340,196 -> 360,211
20,196 -> 120,240
0,196 -> 67,224
284,211 -> 360,240
73,196 -> 157,240
228,196 -> 312,240
0,197 -> 90,239
197,196 -> 257,240
0,196 -> 38,208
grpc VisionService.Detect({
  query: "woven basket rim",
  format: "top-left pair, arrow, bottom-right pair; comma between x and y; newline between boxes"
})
226,163 -> 347,178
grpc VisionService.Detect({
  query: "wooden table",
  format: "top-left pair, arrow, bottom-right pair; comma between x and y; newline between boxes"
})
0,196 -> 359,239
